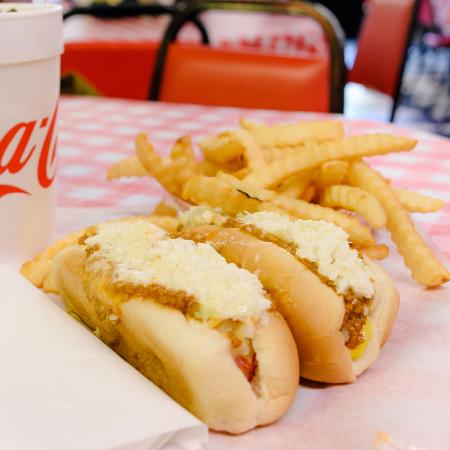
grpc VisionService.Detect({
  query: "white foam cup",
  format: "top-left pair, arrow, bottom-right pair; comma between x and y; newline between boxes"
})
0,3 -> 63,263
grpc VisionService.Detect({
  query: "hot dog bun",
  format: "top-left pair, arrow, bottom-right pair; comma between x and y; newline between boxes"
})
182,223 -> 399,383
52,221 -> 299,434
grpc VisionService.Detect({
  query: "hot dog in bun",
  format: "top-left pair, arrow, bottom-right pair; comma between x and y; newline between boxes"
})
52,220 -> 299,434
181,209 -> 399,383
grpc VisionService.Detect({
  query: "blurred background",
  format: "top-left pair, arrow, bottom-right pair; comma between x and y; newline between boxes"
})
4,0 -> 449,136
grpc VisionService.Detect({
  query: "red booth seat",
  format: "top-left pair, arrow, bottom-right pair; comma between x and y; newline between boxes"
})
159,42 -> 329,112
62,41 -> 159,99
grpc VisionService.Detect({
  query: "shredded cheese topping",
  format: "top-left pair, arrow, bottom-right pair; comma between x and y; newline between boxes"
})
84,221 -> 270,320
179,205 -> 227,229
237,212 -> 374,298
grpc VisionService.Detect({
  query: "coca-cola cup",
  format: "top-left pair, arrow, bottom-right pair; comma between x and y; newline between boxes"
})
0,3 -> 63,263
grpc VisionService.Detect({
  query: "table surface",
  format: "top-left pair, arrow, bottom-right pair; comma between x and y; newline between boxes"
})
55,95 -> 450,450
58,95 -> 450,260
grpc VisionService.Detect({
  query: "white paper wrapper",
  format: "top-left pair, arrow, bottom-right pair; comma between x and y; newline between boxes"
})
6,207 -> 450,450
0,264 -> 208,450
54,207 -> 450,450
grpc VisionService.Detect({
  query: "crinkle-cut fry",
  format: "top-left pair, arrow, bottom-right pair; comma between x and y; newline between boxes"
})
301,185 -> 316,202
20,229 -> 85,291
21,257 -> 52,290
278,171 -> 314,198
243,134 -> 417,188
314,160 -> 349,189
147,215 -> 181,233
107,156 -> 148,180
217,172 -> 274,202
393,187 -> 445,213
170,136 -> 199,187
302,138 -> 320,149
319,185 -> 387,229
197,160 -> 229,177
197,160 -> 250,178
348,161 -> 450,287
239,118 -> 344,147
262,147 -> 279,163
232,166 -> 251,179
135,133 -> 182,197
182,175 -> 263,215
360,244 -> 389,260
229,129 -> 265,171
42,272 -> 58,294
269,195 -> 375,247
262,142 -> 320,164
170,135 -> 195,159
239,118 -> 259,130
152,199 -> 178,217
262,146 -> 305,163
172,159 -> 197,187
199,132 -> 244,166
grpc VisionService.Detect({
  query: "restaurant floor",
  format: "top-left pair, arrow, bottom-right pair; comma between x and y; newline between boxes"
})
345,44 -> 450,137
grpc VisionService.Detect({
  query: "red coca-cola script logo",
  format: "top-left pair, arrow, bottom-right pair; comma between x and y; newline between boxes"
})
0,105 -> 58,198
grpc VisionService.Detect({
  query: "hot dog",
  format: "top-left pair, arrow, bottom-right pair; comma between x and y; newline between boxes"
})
51,220 -> 299,434
181,209 -> 399,383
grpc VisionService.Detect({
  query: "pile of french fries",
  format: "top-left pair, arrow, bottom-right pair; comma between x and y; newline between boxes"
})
107,118 -> 449,288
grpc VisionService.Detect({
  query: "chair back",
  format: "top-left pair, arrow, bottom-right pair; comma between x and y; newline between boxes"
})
62,41 -> 160,98
349,0 -> 418,98
150,1 -> 345,113
159,42 -> 329,111
61,4 -> 209,98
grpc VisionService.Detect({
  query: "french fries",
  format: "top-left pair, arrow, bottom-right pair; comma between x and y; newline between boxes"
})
301,185 -> 316,202
147,215 -> 181,233
314,160 -> 349,189
20,229 -> 84,293
135,133 -> 183,197
243,134 -> 417,188
170,136 -> 199,188
106,117 -> 447,288
393,187 -> 445,213
197,160 -> 232,177
319,185 -> 387,229
199,132 -> 244,167
232,166 -> 252,179
216,172 -> 274,202
239,119 -> 344,147
152,199 -> 178,217
183,175 -> 263,216
262,146 -> 305,163
348,161 -> 449,287
200,119 -> 343,166
106,156 -> 147,180
360,244 -> 389,260
278,171 -> 314,198
230,129 -> 266,171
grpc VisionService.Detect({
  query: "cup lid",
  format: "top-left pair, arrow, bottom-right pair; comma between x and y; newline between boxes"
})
0,3 -> 63,65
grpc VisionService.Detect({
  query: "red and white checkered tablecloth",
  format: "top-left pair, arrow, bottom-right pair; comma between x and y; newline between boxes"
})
53,95 -> 450,450
57,95 -> 450,258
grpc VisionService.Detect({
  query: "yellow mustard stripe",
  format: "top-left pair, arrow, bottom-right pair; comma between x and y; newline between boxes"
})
350,318 -> 372,361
